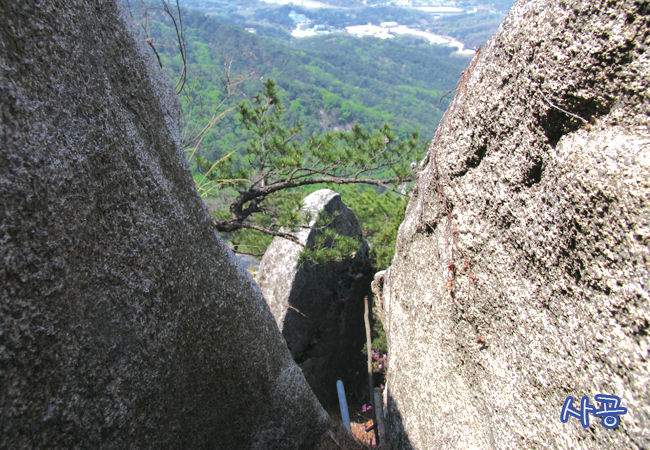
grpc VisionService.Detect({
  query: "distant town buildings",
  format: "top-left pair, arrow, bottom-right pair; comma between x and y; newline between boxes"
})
413,6 -> 464,14
346,24 -> 393,39
345,22 -> 474,54
288,2 -> 482,51
380,21 -> 398,29
313,24 -> 329,34
289,10 -> 310,23
364,0 -> 473,11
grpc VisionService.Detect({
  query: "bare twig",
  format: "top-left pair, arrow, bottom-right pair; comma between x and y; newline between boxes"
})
145,38 -> 163,68
131,1 -> 188,94
160,0 -> 187,94
433,44 -> 482,108
231,249 -> 265,258
215,220 -> 305,246
539,90 -> 588,123
195,151 -> 237,186
287,305 -> 309,319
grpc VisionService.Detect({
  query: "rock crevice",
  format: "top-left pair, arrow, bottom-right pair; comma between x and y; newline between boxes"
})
382,0 -> 650,448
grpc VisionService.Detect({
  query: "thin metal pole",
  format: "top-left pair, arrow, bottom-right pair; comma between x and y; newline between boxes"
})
336,380 -> 351,434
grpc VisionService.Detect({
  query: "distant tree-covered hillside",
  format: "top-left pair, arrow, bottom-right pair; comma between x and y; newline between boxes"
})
133,3 -> 478,267
178,0 -> 514,47
142,6 -> 471,163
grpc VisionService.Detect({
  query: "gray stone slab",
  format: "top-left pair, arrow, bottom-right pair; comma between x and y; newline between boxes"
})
0,2 -> 328,448
381,0 -> 650,448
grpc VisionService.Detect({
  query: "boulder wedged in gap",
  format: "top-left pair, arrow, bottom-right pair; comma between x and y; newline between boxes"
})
257,189 -> 373,408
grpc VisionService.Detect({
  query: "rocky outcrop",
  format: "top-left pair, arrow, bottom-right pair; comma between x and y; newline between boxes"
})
382,0 -> 649,448
257,189 -> 372,408
0,1 -> 328,448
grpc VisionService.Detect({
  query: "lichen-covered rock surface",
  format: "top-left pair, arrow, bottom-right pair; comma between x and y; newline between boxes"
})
0,1 -> 328,448
257,189 -> 372,408
382,0 -> 649,448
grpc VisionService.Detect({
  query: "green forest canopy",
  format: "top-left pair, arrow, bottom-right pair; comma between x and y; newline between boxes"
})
139,4 -> 476,268
180,0 -> 514,49
145,6 -> 471,162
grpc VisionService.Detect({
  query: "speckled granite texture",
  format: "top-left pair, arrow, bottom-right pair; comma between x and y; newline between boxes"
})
0,1 -> 327,448
381,0 -> 649,448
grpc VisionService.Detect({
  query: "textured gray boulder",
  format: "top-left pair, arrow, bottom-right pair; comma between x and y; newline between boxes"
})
0,1 -> 328,448
381,0 -> 649,448
257,189 -> 372,408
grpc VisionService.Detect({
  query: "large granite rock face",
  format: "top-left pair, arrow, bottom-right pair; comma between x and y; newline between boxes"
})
257,189 -> 373,408
382,0 -> 649,448
0,1 -> 328,448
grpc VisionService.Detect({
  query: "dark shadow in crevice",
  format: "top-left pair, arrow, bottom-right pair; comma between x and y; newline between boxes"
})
633,318 -> 649,338
423,221 -> 437,236
537,95 -> 611,147
467,143 -> 488,170
282,256 -> 372,410
451,143 -> 488,179
523,156 -> 543,186
383,390 -> 416,449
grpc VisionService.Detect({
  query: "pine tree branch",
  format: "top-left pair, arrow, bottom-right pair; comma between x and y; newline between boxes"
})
239,223 -> 305,246
213,218 -> 304,246
260,175 -> 407,197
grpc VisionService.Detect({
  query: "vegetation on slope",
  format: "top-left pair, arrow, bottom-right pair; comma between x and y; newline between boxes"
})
137,4 -> 471,268
145,7 -> 470,160
179,0 -> 514,48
